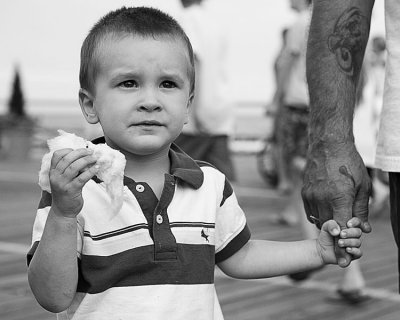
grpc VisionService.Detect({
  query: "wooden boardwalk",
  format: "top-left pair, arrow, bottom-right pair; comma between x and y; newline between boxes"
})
0,154 -> 399,319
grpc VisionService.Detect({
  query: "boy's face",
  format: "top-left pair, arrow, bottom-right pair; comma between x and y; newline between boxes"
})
80,35 -> 193,156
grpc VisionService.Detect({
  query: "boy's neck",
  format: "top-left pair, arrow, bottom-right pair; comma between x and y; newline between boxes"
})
123,147 -> 171,182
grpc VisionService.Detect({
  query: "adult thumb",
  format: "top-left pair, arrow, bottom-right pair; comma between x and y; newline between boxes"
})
332,196 -> 353,267
353,187 -> 372,233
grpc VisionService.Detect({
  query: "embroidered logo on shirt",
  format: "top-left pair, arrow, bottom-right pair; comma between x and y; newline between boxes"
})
201,229 -> 209,242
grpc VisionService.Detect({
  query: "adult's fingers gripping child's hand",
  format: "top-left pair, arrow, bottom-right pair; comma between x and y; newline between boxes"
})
49,148 -> 99,218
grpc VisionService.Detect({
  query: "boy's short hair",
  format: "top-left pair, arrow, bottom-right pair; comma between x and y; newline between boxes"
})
79,6 -> 195,94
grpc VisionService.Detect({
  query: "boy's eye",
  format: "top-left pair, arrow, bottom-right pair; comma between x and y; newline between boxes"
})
119,80 -> 138,88
161,81 -> 177,89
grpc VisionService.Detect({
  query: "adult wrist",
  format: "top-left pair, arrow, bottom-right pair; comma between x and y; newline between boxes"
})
308,110 -> 354,148
308,134 -> 355,156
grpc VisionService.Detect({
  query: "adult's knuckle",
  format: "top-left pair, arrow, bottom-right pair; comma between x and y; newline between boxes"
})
312,186 -> 330,203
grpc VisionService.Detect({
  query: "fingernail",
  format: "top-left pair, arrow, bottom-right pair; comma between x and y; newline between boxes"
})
338,240 -> 344,246
341,231 -> 347,238
338,258 -> 347,266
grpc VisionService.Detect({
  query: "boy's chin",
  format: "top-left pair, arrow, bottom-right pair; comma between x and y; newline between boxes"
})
106,134 -> 175,157
125,141 -> 172,157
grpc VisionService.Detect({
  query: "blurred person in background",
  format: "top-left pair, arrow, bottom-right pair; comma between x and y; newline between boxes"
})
258,27 -> 290,190
175,0 -> 236,181
266,0 -> 315,232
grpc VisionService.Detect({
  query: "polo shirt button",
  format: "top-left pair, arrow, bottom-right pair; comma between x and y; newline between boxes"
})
156,214 -> 163,224
136,184 -> 145,192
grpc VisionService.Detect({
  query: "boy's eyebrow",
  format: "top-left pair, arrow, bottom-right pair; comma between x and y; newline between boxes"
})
160,70 -> 186,81
110,71 -> 140,80
111,69 -> 187,82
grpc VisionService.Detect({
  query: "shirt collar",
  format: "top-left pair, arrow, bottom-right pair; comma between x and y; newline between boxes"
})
91,137 -> 204,189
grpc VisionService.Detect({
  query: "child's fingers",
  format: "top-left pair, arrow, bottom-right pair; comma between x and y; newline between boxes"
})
51,148 -> 74,168
340,227 -> 362,239
345,247 -> 362,259
70,164 -> 100,189
321,220 -> 341,236
63,154 -> 97,178
337,238 -> 361,248
52,148 -> 94,173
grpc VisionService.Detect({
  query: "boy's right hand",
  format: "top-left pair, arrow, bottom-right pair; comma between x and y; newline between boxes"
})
49,148 -> 99,218
317,218 -> 363,268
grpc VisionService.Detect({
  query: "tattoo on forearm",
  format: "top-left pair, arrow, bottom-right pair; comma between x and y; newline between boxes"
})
327,7 -> 369,78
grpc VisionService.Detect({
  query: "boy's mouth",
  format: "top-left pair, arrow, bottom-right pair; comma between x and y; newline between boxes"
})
134,120 -> 163,126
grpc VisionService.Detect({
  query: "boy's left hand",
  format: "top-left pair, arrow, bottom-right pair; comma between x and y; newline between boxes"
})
317,217 -> 363,268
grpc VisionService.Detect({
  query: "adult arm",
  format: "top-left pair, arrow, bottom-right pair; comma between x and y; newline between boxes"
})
302,0 -> 374,236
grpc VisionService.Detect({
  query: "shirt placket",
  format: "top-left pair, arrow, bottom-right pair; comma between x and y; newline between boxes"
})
127,175 -> 177,262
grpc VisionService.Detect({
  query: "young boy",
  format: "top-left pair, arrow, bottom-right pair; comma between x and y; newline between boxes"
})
27,7 -> 364,320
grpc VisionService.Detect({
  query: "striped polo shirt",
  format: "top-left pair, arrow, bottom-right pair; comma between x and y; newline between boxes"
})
27,141 -> 251,320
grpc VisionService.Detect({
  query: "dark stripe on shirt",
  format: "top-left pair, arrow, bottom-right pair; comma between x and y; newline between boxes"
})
82,222 -> 215,241
215,224 -> 251,264
38,191 -> 52,209
220,178 -> 233,207
194,161 -> 233,207
27,241 -> 39,266
76,243 -> 215,294
170,222 -> 215,229
83,223 -> 149,241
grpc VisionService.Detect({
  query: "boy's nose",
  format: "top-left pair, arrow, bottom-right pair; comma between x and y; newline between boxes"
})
138,103 -> 162,112
137,89 -> 162,112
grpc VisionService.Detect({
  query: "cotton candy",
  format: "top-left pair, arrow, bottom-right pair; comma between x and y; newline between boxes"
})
38,130 -> 126,214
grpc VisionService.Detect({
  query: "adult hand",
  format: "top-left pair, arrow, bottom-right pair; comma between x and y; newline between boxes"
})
302,141 -> 372,263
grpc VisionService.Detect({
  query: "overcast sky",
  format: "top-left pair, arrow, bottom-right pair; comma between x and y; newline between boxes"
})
0,0 -> 385,109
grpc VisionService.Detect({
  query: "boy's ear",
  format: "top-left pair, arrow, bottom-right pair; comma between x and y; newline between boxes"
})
185,94 -> 194,124
79,88 -> 99,124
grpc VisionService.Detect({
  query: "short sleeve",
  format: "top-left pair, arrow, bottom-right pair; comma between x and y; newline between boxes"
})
215,179 -> 251,264
26,191 -> 84,265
